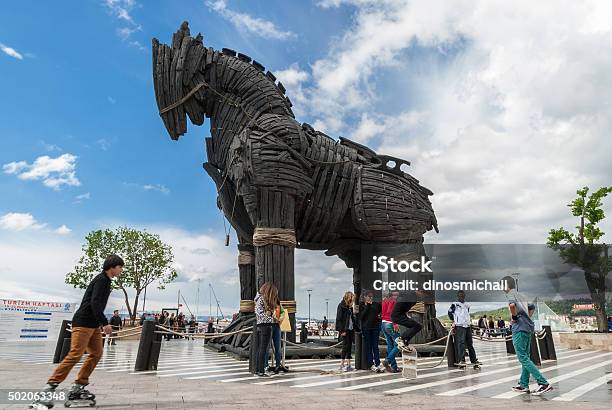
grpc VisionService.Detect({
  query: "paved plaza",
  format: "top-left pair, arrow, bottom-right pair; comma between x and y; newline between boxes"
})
0,338 -> 610,409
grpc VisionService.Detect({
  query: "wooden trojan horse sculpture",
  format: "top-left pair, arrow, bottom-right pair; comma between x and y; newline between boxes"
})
152,22 -> 442,353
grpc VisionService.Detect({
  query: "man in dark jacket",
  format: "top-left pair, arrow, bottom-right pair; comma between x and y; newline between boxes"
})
108,310 -> 122,346
359,290 -> 383,372
32,254 -> 124,409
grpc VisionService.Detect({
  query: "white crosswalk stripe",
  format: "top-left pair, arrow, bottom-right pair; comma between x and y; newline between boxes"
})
552,374 -> 611,401
437,351 -> 612,397
383,349 -> 601,395
1,339 -> 608,403
491,355 -> 612,399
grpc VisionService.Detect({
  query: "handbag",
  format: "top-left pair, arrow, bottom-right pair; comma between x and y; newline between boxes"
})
279,305 -> 292,332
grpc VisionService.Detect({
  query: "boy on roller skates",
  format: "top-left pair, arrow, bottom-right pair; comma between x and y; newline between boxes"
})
30,255 -> 124,409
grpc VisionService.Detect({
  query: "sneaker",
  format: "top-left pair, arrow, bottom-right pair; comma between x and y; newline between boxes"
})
532,384 -> 553,395
338,365 -> 346,371
382,359 -> 393,372
454,362 -> 466,368
344,365 -> 353,372
395,337 -> 405,348
511,384 -> 530,394
257,372 -> 270,377
30,383 -> 57,408
377,363 -> 386,373
267,366 -> 276,373
391,367 -> 402,373
370,365 -> 379,372
471,359 -> 482,365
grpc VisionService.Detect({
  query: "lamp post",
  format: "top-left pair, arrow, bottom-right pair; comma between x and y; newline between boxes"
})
512,272 -> 520,292
196,278 -> 201,320
325,298 -> 329,319
307,289 -> 312,326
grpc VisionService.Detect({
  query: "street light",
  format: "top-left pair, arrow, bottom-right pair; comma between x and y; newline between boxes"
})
512,272 -> 520,292
325,298 -> 329,319
307,289 -> 312,326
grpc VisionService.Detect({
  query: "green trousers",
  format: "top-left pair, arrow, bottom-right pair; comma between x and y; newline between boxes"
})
512,331 -> 548,387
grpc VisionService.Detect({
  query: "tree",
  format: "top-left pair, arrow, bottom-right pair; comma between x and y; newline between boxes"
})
66,226 -> 178,324
547,186 -> 612,332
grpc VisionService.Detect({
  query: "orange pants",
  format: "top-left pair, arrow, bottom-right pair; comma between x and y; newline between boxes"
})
48,327 -> 103,385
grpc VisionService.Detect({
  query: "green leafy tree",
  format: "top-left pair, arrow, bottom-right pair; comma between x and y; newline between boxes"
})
66,226 -> 178,324
547,186 -> 612,332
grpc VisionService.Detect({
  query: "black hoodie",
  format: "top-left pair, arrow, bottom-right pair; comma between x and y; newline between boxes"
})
335,299 -> 355,332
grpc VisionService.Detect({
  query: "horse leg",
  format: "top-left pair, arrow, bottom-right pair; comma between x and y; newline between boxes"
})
247,189 -> 297,371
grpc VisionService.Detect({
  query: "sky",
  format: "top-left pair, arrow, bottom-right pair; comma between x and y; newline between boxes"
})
1,0 -> 611,319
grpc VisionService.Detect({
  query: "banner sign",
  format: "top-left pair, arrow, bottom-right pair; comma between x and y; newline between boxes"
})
0,299 -> 75,342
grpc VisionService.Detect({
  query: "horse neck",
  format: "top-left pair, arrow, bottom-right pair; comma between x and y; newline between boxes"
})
205,87 -> 251,171
204,55 -> 291,170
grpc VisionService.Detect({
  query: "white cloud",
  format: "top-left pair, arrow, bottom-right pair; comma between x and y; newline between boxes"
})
104,0 -> 142,44
96,138 -> 112,151
74,192 -> 91,204
104,0 -> 137,24
143,184 -> 170,195
275,64 -> 309,87
0,42 -> 24,60
0,213 -> 46,231
40,141 -> 62,152
293,0 -> 612,243
55,225 -> 72,235
3,153 -> 80,190
206,0 -> 295,40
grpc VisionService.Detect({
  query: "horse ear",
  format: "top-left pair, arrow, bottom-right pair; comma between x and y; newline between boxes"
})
171,21 -> 191,50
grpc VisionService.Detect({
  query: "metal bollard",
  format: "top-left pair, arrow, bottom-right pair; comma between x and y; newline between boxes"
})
248,324 -> 260,373
53,320 -> 71,363
354,330 -> 363,369
530,333 -> 541,366
505,332 -> 515,354
134,321 -> 156,371
447,334 -> 457,368
543,325 -> 556,360
537,330 -> 550,360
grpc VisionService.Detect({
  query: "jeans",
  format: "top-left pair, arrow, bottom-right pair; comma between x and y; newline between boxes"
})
266,323 -> 282,368
256,324 -> 273,374
454,326 -> 477,363
382,322 -> 400,369
341,329 -> 354,359
513,331 -> 548,387
363,327 -> 381,367
391,302 -> 422,343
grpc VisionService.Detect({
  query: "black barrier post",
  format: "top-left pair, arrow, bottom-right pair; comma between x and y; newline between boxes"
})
300,322 -> 307,344
249,324 -> 259,374
360,331 -> 369,369
53,320 -> 71,363
537,330 -> 549,361
530,333 -> 541,366
543,325 -> 556,360
354,330 -> 363,369
447,333 -> 457,368
149,328 -> 163,370
505,331 -> 515,354
60,337 -> 72,362
134,320 -> 155,371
